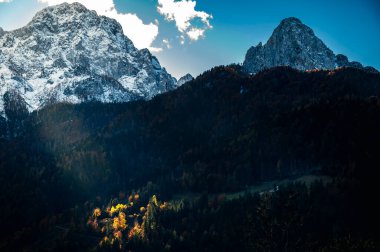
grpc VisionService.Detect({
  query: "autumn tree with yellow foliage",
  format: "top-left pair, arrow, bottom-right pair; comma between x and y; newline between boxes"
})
88,194 -> 167,250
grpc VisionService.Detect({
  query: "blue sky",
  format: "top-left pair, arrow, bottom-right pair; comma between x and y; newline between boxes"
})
0,0 -> 379,78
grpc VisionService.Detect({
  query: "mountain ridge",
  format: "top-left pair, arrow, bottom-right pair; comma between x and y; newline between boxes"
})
243,17 -> 378,74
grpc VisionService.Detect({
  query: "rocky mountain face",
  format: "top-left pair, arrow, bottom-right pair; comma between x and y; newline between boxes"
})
243,17 -> 377,74
0,2 -> 176,117
177,73 -> 194,86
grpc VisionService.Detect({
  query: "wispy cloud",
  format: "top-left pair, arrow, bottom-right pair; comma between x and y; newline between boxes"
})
163,39 -> 171,49
38,0 -> 160,51
157,0 -> 212,42
0,0 -> 13,3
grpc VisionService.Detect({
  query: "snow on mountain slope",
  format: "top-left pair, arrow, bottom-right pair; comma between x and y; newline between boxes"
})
0,2 -> 176,116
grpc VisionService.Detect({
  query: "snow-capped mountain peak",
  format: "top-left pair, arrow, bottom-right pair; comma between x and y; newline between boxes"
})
0,2 -> 176,116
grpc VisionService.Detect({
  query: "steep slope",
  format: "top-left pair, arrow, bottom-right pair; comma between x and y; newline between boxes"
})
243,17 -> 377,73
2,66 -> 380,191
0,2 -> 176,116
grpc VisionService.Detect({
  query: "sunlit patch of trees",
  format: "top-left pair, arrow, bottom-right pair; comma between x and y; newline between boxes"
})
88,194 -> 168,250
84,179 -> 380,251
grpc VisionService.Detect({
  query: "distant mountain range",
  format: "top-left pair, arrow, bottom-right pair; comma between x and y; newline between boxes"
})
0,4 -> 377,119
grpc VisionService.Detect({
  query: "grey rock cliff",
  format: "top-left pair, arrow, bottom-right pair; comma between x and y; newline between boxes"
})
0,27 -> 5,37
243,17 -> 377,74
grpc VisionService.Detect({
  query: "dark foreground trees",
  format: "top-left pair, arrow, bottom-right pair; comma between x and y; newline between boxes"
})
0,66 -> 379,250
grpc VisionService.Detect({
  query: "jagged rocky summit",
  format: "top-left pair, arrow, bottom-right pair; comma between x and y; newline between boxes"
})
177,73 -> 194,86
0,2 -> 176,117
243,17 -> 378,74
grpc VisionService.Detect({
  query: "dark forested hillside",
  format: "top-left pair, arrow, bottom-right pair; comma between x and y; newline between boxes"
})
1,66 -> 380,251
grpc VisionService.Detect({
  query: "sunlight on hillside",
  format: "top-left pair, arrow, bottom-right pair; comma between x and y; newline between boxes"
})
88,195 -> 169,250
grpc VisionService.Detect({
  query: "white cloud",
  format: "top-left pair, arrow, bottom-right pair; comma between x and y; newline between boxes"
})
0,0 -> 12,2
163,38 -> 171,49
180,35 -> 185,45
149,47 -> 163,53
187,28 -> 205,41
157,0 -> 212,42
37,0 -> 159,50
